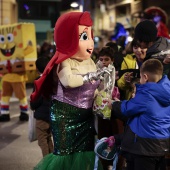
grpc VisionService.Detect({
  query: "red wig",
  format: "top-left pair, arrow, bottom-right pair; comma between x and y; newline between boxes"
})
54,11 -> 93,62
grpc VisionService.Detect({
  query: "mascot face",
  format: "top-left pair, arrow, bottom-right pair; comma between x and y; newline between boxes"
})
71,25 -> 94,61
53,11 -> 93,62
0,26 -> 16,60
0,23 -> 36,62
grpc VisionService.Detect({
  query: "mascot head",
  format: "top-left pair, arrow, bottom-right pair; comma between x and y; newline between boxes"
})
53,11 -> 94,62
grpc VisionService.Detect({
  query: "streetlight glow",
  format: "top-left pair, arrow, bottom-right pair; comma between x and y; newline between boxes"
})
70,2 -> 79,8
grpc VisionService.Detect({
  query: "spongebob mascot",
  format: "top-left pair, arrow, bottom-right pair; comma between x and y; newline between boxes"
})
0,23 -> 37,121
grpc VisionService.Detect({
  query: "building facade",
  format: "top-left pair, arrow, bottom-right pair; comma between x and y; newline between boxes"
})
1,0 -> 170,45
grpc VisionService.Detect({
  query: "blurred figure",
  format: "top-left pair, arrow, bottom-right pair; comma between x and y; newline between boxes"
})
144,6 -> 170,39
38,41 -> 56,59
153,12 -> 170,39
30,56 -> 53,157
105,41 -> 124,71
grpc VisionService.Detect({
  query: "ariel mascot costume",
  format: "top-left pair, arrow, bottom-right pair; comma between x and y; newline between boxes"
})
31,11 -> 103,170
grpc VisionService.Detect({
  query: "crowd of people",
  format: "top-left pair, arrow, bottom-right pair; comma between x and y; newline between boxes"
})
1,10 -> 169,170
0,4 -> 170,170
0,12 -> 170,170
28,10 -> 170,170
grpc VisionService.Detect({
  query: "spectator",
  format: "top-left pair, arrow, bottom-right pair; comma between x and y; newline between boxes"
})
105,41 -> 124,71
108,59 -> 170,170
96,46 -> 124,170
117,39 -> 147,100
30,56 -> 53,157
134,19 -> 170,79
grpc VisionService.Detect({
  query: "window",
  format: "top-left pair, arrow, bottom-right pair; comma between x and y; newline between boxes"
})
18,1 -> 61,20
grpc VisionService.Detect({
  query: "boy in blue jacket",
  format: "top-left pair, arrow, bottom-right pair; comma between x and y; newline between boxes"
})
107,59 -> 170,170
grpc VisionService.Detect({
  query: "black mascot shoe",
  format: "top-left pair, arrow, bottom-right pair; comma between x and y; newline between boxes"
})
0,114 -> 10,122
19,112 -> 29,121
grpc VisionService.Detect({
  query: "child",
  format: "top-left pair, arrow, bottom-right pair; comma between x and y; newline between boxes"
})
96,46 -> 125,170
109,59 -> 170,170
30,56 -> 53,157
117,38 -> 147,100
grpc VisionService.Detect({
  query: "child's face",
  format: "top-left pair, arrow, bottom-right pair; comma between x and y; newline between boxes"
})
133,46 -> 147,62
99,55 -> 112,67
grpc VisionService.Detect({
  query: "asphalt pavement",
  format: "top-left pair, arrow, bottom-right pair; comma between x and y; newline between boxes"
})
0,86 -> 42,170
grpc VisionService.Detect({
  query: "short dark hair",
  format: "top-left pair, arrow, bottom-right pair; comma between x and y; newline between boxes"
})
140,59 -> 163,76
131,39 -> 141,48
126,39 -> 141,54
98,46 -> 115,60
35,56 -> 50,73
105,41 -> 118,53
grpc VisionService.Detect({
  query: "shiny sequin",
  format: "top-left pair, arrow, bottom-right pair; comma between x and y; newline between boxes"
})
51,100 -> 96,156
52,80 -> 100,109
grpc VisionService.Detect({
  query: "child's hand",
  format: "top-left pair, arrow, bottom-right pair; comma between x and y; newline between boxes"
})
103,99 -> 113,109
124,72 -> 133,83
113,97 -> 120,101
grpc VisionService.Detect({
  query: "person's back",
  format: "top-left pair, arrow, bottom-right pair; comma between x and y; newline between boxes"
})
111,59 -> 170,170
30,56 -> 53,157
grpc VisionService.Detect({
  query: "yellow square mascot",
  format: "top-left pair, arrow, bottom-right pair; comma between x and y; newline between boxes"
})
0,23 -> 37,121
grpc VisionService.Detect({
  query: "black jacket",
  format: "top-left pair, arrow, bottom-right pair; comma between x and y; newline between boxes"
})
146,37 -> 170,59
30,77 -> 51,122
111,101 -> 170,156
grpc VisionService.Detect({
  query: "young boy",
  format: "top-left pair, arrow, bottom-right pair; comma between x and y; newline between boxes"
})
30,56 -> 53,157
108,59 -> 170,170
96,46 -> 125,170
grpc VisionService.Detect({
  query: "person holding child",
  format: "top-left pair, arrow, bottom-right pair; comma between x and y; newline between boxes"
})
107,59 -> 170,170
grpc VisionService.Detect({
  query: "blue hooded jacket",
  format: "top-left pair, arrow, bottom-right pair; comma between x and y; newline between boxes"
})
120,75 -> 170,156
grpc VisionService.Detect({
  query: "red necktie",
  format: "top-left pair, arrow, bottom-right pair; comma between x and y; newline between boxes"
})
6,60 -> 12,73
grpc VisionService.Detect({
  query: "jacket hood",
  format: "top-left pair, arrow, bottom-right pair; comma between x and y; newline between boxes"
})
137,75 -> 170,106
146,37 -> 170,60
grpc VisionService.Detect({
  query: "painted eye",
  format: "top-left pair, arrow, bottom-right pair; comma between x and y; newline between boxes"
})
79,32 -> 89,41
7,33 -> 14,42
0,35 -> 5,43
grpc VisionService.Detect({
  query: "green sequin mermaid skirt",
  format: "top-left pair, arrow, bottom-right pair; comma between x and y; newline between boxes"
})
34,100 -> 103,170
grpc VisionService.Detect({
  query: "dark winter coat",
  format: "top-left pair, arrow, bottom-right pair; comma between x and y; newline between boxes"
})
30,76 -> 51,122
145,37 -> 170,78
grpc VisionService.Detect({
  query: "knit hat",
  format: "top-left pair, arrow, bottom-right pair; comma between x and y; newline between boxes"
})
134,20 -> 158,42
